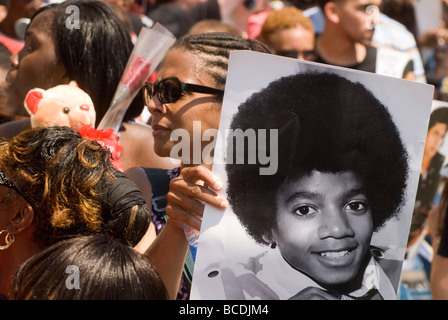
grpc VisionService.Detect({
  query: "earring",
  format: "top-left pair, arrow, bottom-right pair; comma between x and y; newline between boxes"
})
270,241 -> 277,249
0,230 -> 15,250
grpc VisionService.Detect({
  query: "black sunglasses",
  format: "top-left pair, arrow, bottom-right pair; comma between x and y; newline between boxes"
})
142,76 -> 224,105
0,168 -> 34,209
276,50 -> 316,61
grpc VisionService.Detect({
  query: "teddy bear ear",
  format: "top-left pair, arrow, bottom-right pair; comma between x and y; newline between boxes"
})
24,89 -> 44,115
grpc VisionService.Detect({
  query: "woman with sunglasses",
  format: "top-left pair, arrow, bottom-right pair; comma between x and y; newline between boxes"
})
125,32 -> 272,299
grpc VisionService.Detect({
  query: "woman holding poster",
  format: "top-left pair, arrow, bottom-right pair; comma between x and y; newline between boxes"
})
172,50 -> 435,300
133,32 -> 272,299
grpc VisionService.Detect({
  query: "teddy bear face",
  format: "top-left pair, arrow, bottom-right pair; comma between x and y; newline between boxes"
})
24,81 -> 96,129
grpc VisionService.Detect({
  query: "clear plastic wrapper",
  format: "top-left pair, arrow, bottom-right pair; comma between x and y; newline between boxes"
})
98,23 -> 176,133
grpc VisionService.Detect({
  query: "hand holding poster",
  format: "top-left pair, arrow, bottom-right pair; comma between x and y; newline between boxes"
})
190,51 -> 434,300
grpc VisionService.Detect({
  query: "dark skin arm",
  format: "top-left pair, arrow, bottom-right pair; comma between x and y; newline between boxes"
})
142,165 -> 227,299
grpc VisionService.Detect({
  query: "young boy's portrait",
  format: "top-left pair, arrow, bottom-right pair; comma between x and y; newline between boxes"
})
190,51 -> 434,300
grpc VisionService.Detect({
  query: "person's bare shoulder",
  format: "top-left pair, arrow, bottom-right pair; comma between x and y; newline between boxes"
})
119,122 -> 180,171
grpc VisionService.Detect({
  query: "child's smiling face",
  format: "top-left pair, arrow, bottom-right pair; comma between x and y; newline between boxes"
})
273,170 -> 374,288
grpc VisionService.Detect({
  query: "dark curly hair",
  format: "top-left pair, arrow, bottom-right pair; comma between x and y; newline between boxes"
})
0,126 -> 149,247
225,72 -> 409,245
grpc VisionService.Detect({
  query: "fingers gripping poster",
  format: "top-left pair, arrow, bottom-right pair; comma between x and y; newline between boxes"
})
190,51 -> 435,300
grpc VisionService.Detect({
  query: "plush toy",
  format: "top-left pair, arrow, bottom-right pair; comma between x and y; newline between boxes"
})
24,81 -> 96,129
24,81 -> 124,171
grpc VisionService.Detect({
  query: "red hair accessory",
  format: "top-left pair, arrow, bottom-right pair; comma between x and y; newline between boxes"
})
78,126 -> 124,171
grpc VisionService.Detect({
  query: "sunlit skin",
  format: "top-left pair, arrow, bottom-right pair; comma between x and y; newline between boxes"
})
146,49 -> 222,165
317,0 -> 382,67
335,0 -> 382,44
273,170 -> 373,290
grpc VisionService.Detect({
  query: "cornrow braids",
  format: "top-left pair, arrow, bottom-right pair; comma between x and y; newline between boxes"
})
171,32 -> 272,89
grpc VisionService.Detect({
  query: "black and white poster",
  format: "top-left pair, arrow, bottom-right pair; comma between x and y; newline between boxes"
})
190,51 -> 435,300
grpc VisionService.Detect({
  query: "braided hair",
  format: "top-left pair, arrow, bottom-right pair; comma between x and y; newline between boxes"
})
170,32 -> 273,90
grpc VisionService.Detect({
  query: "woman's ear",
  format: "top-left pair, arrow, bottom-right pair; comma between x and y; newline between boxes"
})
10,203 -> 35,235
324,2 -> 341,24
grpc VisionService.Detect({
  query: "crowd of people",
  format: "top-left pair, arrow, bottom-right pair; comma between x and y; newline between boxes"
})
0,0 -> 448,301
